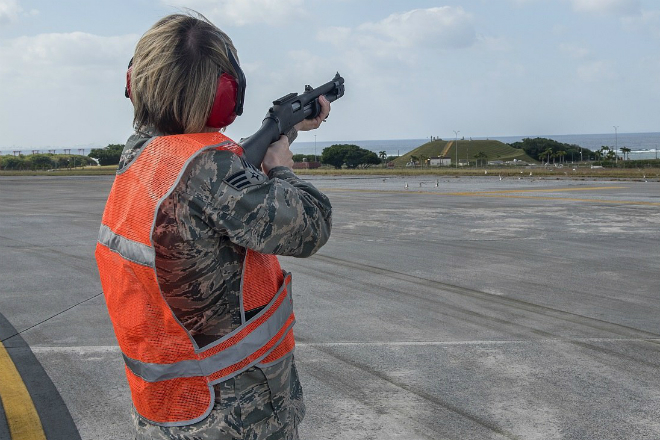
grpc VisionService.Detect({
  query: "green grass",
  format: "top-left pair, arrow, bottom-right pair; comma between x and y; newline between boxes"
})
390,140 -> 447,166
0,165 -> 117,176
391,139 -> 536,167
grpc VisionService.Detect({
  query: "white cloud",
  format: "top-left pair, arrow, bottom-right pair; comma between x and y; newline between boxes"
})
359,7 -> 475,50
0,0 -> 20,24
569,0 -> 641,16
0,32 -> 138,89
509,0 -> 544,5
1,32 -> 136,67
163,0 -> 305,26
622,10 -> 660,38
0,32 -> 138,147
559,43 -> 590,59
303,7 -> 486,141
479,35 -> 512,52
319,7 -> 476,62
577,60 -> 616,81
508,0 -> 642,14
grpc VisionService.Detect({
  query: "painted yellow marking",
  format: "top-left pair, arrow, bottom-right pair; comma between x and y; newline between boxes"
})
320,186 -> 660,206
440,141 -> 453,157
0,342 -> 47,440
474,194 -> 660,206
444,186 -> 624,195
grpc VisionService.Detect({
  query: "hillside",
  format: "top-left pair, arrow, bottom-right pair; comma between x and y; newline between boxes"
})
391,139 -> 537,166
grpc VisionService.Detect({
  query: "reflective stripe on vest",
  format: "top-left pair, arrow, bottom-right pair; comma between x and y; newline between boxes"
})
94,132 -> 296,427
123,276 -> 294,382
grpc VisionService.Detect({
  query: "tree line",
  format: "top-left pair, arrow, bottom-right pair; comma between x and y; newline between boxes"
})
319,144 -> 381,169
508,137 -> 646,165
0,153 -> 96,170
89,144 -> 124,165
6,139 -> 646,171
508,138 -> 587,163
2,143 -> 389,171
1,143 -> 124,170
91,143 -> 385,169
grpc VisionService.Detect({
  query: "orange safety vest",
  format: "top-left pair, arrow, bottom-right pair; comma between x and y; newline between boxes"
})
95,132 -> 296,426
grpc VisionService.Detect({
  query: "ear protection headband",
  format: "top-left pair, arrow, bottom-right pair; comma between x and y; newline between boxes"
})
125,42 -> 246,129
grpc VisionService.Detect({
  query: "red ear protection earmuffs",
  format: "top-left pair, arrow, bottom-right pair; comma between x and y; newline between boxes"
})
206,44 -> 245,128
125,42 -> 246,129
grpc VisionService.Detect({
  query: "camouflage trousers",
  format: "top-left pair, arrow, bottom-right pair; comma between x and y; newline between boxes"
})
132,355 -> 305,440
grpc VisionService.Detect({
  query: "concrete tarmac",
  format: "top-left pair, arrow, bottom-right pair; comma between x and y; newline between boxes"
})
0,174 -> 659,439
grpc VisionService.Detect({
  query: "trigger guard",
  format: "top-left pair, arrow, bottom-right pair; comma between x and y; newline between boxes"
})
307,98 -> 321,119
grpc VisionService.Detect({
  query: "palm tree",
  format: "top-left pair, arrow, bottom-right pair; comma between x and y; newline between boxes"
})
600,146 -> 616,161
410,155 -> 419,167
378,150 -> 387,167
419,154 -> 428,167
541,148 -> 553,165
556,150 -> 567,164
474,151 -> 488,167
620,147 -> 631,160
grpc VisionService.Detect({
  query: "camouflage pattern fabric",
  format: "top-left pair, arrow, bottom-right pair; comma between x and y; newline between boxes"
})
117,131 -> 331,438
149,140 -> 332,346
118,128 -> 158,170
132,356 -> 304,440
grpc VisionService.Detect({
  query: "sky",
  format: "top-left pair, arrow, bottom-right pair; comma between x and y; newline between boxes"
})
0,0 -> 659,150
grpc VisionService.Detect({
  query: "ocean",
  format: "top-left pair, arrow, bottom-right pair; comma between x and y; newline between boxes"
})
2,132 -> 660,160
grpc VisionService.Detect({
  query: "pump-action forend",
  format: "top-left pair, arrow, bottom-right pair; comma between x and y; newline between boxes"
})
241,72 -> 345,167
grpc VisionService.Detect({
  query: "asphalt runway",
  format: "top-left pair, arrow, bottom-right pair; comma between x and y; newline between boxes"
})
0,174 -> 659,440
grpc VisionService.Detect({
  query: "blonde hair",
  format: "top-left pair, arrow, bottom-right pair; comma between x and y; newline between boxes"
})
130,13 -> 239,134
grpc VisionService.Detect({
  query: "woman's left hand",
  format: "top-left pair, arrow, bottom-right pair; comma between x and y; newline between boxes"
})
294,95 -> 331,132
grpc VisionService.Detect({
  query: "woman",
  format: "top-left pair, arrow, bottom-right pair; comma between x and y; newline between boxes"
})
95,12 -> 332,440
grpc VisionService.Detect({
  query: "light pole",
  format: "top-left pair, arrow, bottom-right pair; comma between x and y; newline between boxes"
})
453,130 -> 460,168
613,125 -> 618,164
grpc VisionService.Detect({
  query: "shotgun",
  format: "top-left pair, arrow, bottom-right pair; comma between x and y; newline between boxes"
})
241,73 -> 345,167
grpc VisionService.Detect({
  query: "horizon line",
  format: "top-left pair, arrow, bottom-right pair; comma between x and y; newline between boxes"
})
2,130 -> 660,152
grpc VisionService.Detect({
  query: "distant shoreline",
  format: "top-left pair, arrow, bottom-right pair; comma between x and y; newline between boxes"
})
3,132 -> 660,158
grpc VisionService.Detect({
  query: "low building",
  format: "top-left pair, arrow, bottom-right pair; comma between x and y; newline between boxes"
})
292,161 -> 321,169
429,156 -> 451,166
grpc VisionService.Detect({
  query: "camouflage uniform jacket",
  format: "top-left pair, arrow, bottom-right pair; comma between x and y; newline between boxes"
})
118,130 -> 332,440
